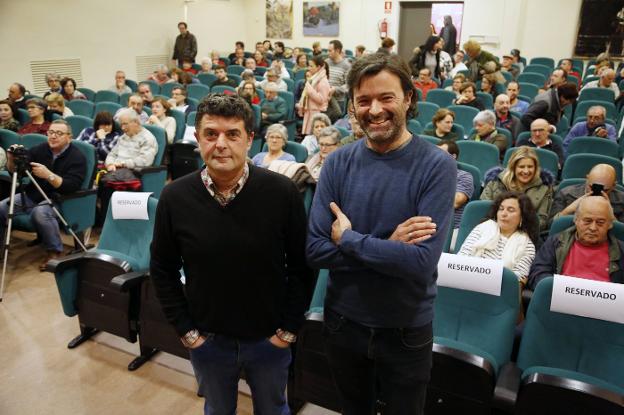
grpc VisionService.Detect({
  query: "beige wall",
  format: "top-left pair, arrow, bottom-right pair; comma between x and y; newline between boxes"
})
0,0 -> 583,94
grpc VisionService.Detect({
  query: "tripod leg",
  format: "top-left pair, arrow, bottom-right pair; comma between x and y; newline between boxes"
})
0,172 -> 21,301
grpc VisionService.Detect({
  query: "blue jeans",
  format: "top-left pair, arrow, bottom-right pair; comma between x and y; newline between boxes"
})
189,333 -> 291,415
323,308 -> 433,415
0,193 -> 63,252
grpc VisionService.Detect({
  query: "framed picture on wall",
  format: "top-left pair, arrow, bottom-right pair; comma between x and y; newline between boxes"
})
575,0 -> 624,57
303,2 -> 340,37
266,0 -> 293,39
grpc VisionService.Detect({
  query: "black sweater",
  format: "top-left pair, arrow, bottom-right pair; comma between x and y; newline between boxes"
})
26,142 -> 86,203
150,166 -> 313,339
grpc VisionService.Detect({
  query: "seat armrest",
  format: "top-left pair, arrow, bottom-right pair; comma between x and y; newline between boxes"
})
133,166 -> 167,177
111,270 -> 148,291
492,361 -> 521,412
57,188 -> 98,201
46,251 -> 89,273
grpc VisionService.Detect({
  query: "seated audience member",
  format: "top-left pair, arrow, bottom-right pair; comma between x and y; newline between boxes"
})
506,81 -> 529,115
210,50 -> 227,67
18,98 -> 51,135
516,118 -> 564,168
463,39 -> 500,82
290,47 -> 302,64
528,196 -> 624,289
149,64 -> 171,85
1,119 -> 86,270
437,140 -> 474,231
251,124 -> 295,167
445,73 -> 465,97
7,82 -> 27,110
238,81 -> 261,105
306,126 -> 341,181
230,48 -> 245,66
479,73 -> 498,101
562,105 -> 617,155
76,111 -> 120,163
543,68 -> 567,92
105,109 -> 158,170
211,66 -> 238,88
550,163 -> 624,223
109,71 -> 132,95
45,93 -> 74,118
482,146 -> 554,231
293,54 -> 309,73
301,113 -> 331,156
260,82 -> 287,132
510,49 -> 524,71
439,40 -> 453,78
254,50 -> 269,67
297,55 -> 330,135
137,82 -> 154,107
228,41 -> 245,60
501,54 -> 519,79
581,68 -> 619,100
448,50 -> 467,78
244,57 -> 262,76
198,57 -> 213,74
560,58 -> 581,85
168,86 -> 194,116
272,41 -> 286,60
181,57 -> 198,75
312,41 -> 322,56
259,69 -> 288,92
239,70 -> 260,88
43,73 -> 62,99
454,82 -> 485,110
171,68 -> 198,86
521,82 -> 578,130
412,68 -> 437,100
468,110 -> 508,159
60,77 -> 86,101
0,99 -> 20,132
423,108 -> 459,141
114,94 -> 149,124
340,112 -> 365,146
147,97 -> 177,144
264,59 -> 291,80
494,94 -> 521,141
263,39 -> 274,56
459,191 -> 538,283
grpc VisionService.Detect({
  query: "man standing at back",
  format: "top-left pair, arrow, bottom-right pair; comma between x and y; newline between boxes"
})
307,53 -> 456,414
172,22 -> 197,68
150,94 -> 312,414
325,39 -> 351,121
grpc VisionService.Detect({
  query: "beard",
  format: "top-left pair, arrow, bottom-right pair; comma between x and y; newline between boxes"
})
358,108 -> 406,144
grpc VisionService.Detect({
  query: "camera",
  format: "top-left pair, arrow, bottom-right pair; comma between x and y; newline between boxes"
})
7,144 -> 31,175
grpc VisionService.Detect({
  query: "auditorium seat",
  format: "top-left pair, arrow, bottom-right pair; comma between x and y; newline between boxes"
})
197,73 -> 217,87
67,100 -> 95,118
226,64 -> 245,76
142,80 -> 161,95
567,137 -> 619,159
561,153 -> 622,183
210,85 -> 237,95
160,82 -> 183,98
261,141 -> 308,163
456,141 -> 500,184
407,119 -> 423,135
517,73 -> 546,87
448,105 -> 479,132
494,277 -> 624,414
66,115 -> 93,138
421,135 -> 440,145
77,87 -> 96,102
523,64 -> 551,80
529,57 -> 555,69
46,196 -> 157,352
476,92 -> 494,109
139,124 -> 168,198
416,101 -> 440,127
518,83 -> 539,100
452,200 -> 492,253
458,161 -> 482,200
578,88 -> 615,103
94,102 -> 122,117
94,90 -> 120,104
426,268 -> 520,414
427,89 -> 457,108
186,83 -> 210,101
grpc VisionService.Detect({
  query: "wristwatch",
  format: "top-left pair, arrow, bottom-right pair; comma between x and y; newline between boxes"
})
181,329 -> 200,347
275,328 -> 297,343
47,173 -> 56,182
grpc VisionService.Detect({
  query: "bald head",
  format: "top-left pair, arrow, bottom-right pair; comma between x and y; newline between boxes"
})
494,94 -> 510,115
586,163 -> 617,192
530,118 -> 550,144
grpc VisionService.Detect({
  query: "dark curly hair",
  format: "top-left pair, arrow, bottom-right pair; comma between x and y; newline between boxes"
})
195,93 -> 254,134
485,191 -> 539,245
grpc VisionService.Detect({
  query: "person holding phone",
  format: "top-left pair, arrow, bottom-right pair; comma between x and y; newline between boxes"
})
549,163 -> 624,225
563,106 -> 617,156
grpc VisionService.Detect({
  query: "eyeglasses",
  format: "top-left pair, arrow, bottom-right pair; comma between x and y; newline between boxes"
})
47,130 -> 68,137
319,143 -> 337,148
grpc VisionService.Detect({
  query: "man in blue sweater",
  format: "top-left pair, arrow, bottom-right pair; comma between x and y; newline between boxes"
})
307,53 -> 456,413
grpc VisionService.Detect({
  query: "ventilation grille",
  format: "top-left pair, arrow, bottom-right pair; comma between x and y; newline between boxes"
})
30,59 -> 83,95
136,55 -> 170,82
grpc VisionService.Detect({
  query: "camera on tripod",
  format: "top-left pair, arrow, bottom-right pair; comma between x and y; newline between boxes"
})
7,144 -> 31,176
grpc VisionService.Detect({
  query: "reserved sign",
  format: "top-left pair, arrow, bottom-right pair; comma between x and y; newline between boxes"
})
551,275 -> 624,324
437,253 -> 503,296
111,191 -> 153,220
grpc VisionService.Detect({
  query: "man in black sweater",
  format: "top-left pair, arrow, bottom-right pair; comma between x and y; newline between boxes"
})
150,94 -> 312,414
0,119 -> 86,270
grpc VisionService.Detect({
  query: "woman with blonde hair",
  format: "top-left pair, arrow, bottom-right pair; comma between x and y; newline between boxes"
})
481,146 -> 554,231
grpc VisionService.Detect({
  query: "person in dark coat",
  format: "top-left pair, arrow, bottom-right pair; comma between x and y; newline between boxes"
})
439,15 -> 457,56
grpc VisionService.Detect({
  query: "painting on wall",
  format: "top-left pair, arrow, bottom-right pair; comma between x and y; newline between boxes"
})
303,2 -> 340,37
575,0 -> 624,56
266,0 -> 293,39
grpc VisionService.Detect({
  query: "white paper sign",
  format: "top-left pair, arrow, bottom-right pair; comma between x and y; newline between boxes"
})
550,275 -> 624,324
437,253 -> 503,296
111,191 -> 153,220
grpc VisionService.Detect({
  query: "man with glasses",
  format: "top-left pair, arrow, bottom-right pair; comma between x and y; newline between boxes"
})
114,94 -> 149,124
0,119 -> 86,270
168,86 -> 194,116
549,163 -> 624,225
516,118 -> 564,167
43,73 -> 62,99
137,83 -> 154,108
563,105 -> 617,156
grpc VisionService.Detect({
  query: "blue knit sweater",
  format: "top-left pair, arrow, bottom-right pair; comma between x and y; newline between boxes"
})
306,136 -> 456,328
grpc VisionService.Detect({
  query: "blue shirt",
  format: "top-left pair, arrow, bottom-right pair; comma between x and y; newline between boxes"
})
251,151 -> 295,168
511,99 -> 529,115
306,136 -> 456,328
563,121 -> 618,156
